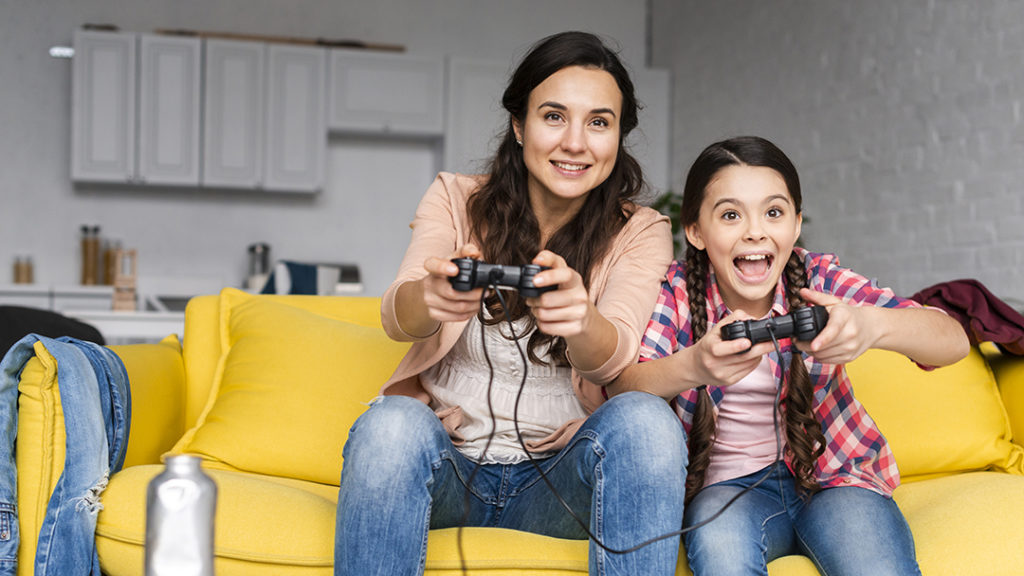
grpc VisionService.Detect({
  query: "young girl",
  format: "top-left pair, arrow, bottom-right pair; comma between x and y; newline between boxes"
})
334,32 -> 686,576
613,135 -> 969,575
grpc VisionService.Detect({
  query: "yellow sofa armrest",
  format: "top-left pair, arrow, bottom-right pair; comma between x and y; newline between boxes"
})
983,343 -> 1024,448
15,335 -> 185,576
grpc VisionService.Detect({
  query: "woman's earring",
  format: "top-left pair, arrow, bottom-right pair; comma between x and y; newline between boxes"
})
516,137 -> 523,147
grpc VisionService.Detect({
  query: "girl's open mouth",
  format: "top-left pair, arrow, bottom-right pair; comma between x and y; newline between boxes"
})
733,253 -> 774,282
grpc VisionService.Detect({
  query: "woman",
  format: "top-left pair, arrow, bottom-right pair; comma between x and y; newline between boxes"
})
334,31 -> 685,576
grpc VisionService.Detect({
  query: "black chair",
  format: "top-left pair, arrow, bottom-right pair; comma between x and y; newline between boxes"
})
0,305 -> 105,359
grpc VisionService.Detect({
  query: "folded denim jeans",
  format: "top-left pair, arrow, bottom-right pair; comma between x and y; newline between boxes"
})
0,335 -> 131,576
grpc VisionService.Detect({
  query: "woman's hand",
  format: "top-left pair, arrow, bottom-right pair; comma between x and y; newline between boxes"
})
419,244 -> 486,323
796,288 -> 877,364
394,244 -> 483,338
526,250 -> 620,373
525,250 -> 594,338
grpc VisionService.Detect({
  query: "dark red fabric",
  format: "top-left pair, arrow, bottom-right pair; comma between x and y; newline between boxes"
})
911,278 -> 1024,355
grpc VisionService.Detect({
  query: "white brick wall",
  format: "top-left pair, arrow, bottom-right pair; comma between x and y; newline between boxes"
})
652,0 -> 1024,309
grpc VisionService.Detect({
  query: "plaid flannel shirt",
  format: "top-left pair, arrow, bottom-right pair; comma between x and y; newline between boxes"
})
639,247 -> 924,496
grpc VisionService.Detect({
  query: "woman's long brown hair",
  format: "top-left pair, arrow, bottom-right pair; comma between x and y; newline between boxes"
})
466,31 -> 646,365
680,136 -> 826,504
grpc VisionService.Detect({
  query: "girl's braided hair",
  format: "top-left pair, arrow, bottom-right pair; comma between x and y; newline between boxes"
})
680,136 -> 825,504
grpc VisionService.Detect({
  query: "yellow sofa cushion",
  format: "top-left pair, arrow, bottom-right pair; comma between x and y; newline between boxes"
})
97,465 -> 337,575
110,335 -> 187,468
893,471 -> 1024,576
983,341 -> 1024,445
847,347 -> 1024,480
97,464 -> 595,576
170,288 -> 410,485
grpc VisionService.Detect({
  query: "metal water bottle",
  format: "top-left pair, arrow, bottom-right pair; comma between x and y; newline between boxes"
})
145,455 -> 217,576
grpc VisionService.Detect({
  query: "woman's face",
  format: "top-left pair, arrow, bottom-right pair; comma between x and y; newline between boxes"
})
685,165 -> 802,317
513,65 -> 622,217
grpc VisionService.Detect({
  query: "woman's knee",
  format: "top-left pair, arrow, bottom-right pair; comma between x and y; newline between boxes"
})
593,392 -> 685,448
587,391 -> 688,476
343,395 -> 447,470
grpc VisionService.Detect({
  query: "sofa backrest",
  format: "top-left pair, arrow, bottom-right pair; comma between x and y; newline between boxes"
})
182,291 -> 390,428
848,346 -> 1024,481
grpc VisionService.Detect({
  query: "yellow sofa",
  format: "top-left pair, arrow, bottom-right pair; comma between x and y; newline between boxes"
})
13,289 -> 1024,575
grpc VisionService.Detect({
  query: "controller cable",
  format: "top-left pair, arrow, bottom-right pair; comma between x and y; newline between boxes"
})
456,281 -> 788,572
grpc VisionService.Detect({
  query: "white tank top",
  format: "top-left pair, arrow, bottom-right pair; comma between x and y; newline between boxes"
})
420,314 -> 586,464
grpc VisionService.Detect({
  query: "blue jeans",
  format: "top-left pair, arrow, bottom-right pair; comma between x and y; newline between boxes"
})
0,335 -> 131,576
335,391 -> 687,576
683,462 -> 920,576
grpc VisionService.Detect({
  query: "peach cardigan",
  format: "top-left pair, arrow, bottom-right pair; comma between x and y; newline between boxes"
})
379,172 -> 672,451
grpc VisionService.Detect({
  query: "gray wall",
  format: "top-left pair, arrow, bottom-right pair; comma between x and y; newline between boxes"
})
652,0 -> 1024,308
0,0 -> 647,296
5,0 -> 1021,307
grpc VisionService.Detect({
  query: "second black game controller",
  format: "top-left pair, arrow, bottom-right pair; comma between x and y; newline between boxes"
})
721,305 -> 829,344
448,258 -> 555,298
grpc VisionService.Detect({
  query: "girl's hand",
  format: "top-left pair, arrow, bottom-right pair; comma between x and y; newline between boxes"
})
419,244 -> 485,323
694,311 -> 777,388
525,250 -> 593,338
797,288 -> 878,364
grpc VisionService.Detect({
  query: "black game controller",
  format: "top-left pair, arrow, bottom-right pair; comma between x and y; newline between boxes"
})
721,305 -> 829,344
448,258 -> 556,298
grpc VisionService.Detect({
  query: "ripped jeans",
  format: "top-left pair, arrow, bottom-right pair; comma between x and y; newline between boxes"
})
0,336 -> 131,576
335,391 -> 688,576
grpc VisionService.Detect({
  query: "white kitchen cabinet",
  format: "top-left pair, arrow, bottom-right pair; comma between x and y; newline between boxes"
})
203,40 -> 265,188
71,30 -> 136,183
137,34 -> 202,185
443,57 -> 509,174
329,49 -> 445,136
71,31 -> 201,186
204,41 -> 324,193
264,44 -> 326,192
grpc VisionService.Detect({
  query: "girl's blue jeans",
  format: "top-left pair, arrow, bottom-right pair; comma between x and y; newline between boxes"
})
683,461 -> 921,576
335,391 -> 687,576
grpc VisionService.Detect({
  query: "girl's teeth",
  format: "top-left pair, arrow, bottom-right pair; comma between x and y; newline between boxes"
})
734,254 -> 772,278
554,162 -> 586,171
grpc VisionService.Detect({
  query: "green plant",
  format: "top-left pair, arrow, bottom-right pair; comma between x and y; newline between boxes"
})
650,190 -> 684,254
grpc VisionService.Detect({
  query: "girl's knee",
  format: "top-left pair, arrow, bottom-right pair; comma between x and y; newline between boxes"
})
685,506 -> 770,575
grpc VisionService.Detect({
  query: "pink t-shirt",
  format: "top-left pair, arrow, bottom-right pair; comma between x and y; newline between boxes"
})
704,355 -> 782,488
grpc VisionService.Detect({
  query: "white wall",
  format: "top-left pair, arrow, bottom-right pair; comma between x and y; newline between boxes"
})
651,0 -> 1024,308
0,0 -> 648,296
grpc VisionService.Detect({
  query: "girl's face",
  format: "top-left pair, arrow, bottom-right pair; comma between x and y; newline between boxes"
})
512,65 -> 622,219
685,164 -> 802,318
